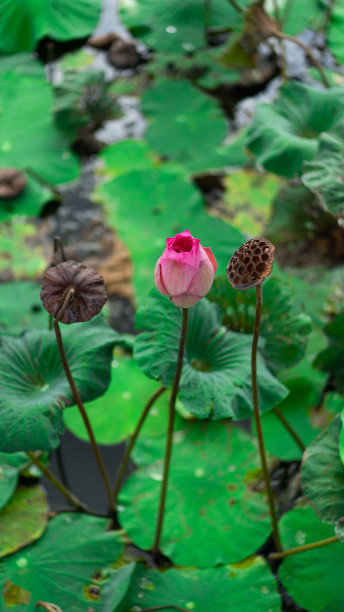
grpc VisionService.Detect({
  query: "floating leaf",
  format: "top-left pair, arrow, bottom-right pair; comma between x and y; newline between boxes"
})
98,140 -> 158,181
314,311 -> 344,394
246,81 -> 344,177
0,486 -> 48,559
0,281 -> 47,333
273,0 -> 326,35
0,514 -> 125,610
100,562 -> 136,612
302,415 -> 344,525
0,0 -> 101,53
64,353 -> 173,444
0,464 -> 19,512
0,55 -> 79,185
0,219 -> 46,280
209,275 -> 312,372
0,174 -> 54,223
120,0 -> 249,54
327,1 -> 344,64
0,317 -> 118,451
134,291 -> 288,420
279,504 -> 344,612
117,557 -> 281,611
119,421 -> 275,565
96,165 -> 244,303
302,124 -> 344,218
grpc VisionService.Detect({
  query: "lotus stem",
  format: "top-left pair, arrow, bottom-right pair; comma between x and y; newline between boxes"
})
275,32 -> 330,88
151,308 -> 189,553
252,284 -> 282,552
269,534 -> 339,560
26,451 -> 88,513
53,289 -> 115,515
273,406 -> 305,452
112,385 -> 166,522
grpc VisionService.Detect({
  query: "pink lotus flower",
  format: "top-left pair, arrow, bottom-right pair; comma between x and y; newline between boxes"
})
154,229 -> 217,308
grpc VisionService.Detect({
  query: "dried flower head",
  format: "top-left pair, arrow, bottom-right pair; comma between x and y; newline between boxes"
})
226,238 -> 275,290
40,260 -> 107,324
0,168 -> 26,199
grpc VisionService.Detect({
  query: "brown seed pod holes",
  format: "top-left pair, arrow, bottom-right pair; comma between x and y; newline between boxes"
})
226,238 -> 275,290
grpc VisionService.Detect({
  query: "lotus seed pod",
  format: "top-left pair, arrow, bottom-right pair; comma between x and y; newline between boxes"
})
226,238 -> 275,290
40,260 -> 107,324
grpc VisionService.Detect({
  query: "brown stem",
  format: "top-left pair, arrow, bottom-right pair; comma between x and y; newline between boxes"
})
228,0 -> 244,12
275,32 -> 330,88
53,289 -> 115,515
252,284 -> 282,552
269,535 -> 339,560
54,236 -> 66,262
151,308 -> 189,553
112,386 -> 166,509
273,406 -> 305,452
26,451 -> 88,513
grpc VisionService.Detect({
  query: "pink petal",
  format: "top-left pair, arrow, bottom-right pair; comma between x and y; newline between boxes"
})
161,259 -> 197,296
171,293 -> 202,308
187,257 -> 215,298
203,247 -> 217,273
154,258 -> 169,296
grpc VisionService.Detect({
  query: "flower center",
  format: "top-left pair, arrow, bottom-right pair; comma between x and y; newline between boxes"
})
171,236 -> 193,253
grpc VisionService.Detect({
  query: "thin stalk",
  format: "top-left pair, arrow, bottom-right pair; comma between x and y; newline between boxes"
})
151,308 -> 189,553
228,0 -> 244,13
275,31 -> 330,88
26,451 -> 88,513
53,289 -> 115,514
269,535 -> 339,560
49,237 -> 67,330
112,386 -> 166,508
273,406 -> 305,452
252,284 -> 282,552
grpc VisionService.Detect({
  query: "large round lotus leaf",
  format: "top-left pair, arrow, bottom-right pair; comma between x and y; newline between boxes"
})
268,0 -> 325,36
0,513 -> 125,611
0,465 -> 19,512
0,219 -> 46,280
98,140 -> 158,181
302,124 -> 344,218
209,275 -> 311,372
96,165 -> 243,303
0,0 -> 101,53
120,0 -> 250,53
256,377 -> 322,461
278,505 -> 344,612
314,312 -> 344,394
0,282 -> 46,333
0,486 -> 48,559
141,79 -> 228,173
134,291 -> 288,420
222,170 -> 284,236
64,353 -> 172,444
0,55 -> 79,185
119,421 -> 274,565
302,415 -> 344,524
0,174 -> 54,223
0,317 -> 118,452
246,81 -> 344,177
117,557 -> 281,611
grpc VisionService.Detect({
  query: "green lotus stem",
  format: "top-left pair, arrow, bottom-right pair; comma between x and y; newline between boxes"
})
26,451 -> 88,513
151,308 -> 189,554
273,406 -> 305,452
252,284 -> 282,552
112,385 -> 166,516
269,534 -> 339,560
275,32 -> 330,88
53,289 -> 115,516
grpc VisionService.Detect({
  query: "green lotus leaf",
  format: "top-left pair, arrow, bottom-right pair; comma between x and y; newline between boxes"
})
327,1 -> 344,64
64,352 -> 176,444
0,463 -> 19,512
209,275 -> 312,372
134,291 -> 288,420
0,281 -> 47,333
0,174 -> 54,223
0,219 -> 47,280
98,140 -> 158,181
279,504 -> 344,612
0,55 -> 79,185
0,317 -> 119,452
119,421 -> 276,565
96,165 -> 244,304
246,81 -> 344,177
272,0 -> 326,35
0,513 -> 126,611
0,0 -> 101,53
0,486 -> 48,559
302,415 -> 344,524
117,557 -> 281,611
302,124 -> 344,218
119,0 -> 250,54
314,311 -> 344,394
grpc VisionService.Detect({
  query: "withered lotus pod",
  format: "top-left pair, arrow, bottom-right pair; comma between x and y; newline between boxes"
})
226,238 -> 275,290
40,260 -> 107,324
0,168 -> 26,199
